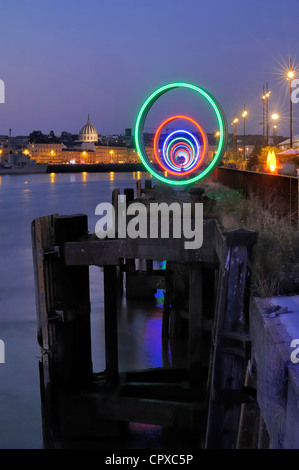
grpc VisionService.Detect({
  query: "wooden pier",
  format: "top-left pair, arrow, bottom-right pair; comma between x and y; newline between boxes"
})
32,179 -> 258,448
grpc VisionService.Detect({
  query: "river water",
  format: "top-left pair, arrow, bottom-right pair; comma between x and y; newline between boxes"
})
0,171 -> 190,449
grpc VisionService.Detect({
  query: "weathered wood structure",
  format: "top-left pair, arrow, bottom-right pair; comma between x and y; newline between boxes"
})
32,179 -> 258,448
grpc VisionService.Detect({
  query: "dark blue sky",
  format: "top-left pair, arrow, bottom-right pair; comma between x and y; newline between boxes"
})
1,0 -> 299,137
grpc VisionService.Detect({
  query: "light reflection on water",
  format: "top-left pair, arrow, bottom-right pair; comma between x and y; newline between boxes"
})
0,171 -> 189,449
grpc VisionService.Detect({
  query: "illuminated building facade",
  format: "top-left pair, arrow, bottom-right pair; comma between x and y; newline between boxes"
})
27,131 -> 63,164
22,118 -> 152,165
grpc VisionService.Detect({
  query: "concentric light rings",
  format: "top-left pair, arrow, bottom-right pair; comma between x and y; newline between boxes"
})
134,82 -> 227,186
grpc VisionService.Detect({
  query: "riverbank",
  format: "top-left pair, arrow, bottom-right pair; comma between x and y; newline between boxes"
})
0,163 -> 48,175
47,163 -> 145,173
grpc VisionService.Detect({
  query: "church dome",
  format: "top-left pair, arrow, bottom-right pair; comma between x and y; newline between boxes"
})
79,114 -> 98,142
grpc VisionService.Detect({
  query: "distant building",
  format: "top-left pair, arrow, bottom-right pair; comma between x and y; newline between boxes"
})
27,130 -> 64,164
22,117 -> 143,164
78,114 -> 98,143
278,135 -> 299,150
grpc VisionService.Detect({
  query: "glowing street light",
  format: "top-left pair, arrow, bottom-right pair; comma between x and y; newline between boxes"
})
264,83 -> 271,146
287,58 -> 295,148
288,70 -> 295,80
262,86 -> 266,146
242,106 -> 248,161
231,117 -> 238,158
271,113 -> 279,146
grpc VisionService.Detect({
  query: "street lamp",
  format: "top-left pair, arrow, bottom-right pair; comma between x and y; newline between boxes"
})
271,113 -> 279,146
231,117 -> 238,158
242,106 -> 248,162
265,83 -> 271,146
273,125 -> 277,146
262,86 -> 266,147
214,131 -> 220,160
287,58 -> 295,148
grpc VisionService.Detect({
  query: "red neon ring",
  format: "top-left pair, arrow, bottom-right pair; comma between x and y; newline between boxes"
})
153,115 -> 208,176
170,142 -> 193,168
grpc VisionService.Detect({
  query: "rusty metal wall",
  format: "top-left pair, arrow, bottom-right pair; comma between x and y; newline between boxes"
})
213,167 -> 299,221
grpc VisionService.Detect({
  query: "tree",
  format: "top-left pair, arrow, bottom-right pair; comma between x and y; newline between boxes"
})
246,145 -> 261,170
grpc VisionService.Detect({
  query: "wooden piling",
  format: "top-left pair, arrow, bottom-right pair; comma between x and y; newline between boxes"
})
104,265 -> 119,387
189,264 -> 203,387
32,188 -> 259,445
124,187 -> 134,204
52,214 -> 93,387
205,228 -> 257,449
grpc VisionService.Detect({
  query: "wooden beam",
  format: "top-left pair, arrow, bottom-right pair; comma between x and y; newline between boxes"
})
61,393 -> 204,430
64,218 -> 218,266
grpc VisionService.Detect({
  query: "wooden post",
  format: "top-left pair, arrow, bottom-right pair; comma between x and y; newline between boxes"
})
123,187 -> 136,296
162,262 -> 172,338
205,228 -> 257,449
136,179 -> 142,198
124,187 -> 134,204
104,265 -> 119,387
145,179 -> 152,190
31,214 -> 57,351
52,214 -> 93,388
189,263 -> 203,387
112,188 -> 120,237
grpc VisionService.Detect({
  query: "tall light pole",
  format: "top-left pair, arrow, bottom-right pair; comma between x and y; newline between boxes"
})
265,83 -> 271,146
232,117 -> 239,159
271,113 -> 279,146
242,106 -> 248,162
287,58 -> 295,148
262,85 -> 266,147
273,125 -> 277,146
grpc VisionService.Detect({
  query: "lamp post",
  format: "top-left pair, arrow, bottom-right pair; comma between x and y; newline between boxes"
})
273,125 -> 277,146
265,83 -> 271,146
214,131 -> 220,160
287,58 -> 295,148
271,113 -> 279,146
262,86 -> 266,147
231,117 -> 238,159
242,106 -> 248,163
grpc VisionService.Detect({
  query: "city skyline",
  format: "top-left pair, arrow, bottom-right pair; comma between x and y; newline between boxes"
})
1,0 -> 299,138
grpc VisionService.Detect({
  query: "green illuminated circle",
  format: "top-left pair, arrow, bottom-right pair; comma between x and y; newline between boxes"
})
134,82 -> 227,185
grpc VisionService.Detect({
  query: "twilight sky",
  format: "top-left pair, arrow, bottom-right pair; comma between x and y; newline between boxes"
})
1,0 -> 299,138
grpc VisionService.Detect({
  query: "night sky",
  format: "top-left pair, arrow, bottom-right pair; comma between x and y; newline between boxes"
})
1,0 -> 299,138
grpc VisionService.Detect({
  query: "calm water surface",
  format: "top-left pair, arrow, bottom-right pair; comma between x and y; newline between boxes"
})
0,172 -> 189,449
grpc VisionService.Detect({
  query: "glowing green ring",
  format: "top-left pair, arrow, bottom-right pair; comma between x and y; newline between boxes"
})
134,82 -> 227,185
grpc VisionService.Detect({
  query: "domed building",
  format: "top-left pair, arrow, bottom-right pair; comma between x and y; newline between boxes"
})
79,114 -> 98,143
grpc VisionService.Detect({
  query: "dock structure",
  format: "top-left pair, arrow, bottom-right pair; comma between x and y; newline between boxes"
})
32,179 -> 259,448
